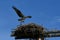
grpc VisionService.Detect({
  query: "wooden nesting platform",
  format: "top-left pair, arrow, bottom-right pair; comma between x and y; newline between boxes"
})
11,23 -> 45,39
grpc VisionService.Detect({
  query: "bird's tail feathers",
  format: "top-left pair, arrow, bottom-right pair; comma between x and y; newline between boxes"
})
27,16 -> 32,18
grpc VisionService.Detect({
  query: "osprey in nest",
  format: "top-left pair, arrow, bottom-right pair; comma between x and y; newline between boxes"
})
12,6 -> 32,22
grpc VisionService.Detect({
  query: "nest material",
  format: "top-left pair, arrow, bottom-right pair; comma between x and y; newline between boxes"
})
11,23 -> 44,38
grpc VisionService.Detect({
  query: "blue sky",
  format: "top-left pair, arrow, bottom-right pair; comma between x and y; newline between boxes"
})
0,0 -> 60,40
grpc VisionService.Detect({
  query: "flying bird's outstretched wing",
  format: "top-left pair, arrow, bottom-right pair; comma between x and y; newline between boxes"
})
12,6 -> 24,17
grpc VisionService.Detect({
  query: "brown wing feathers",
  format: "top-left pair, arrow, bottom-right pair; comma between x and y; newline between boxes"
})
12,6 -> 24,17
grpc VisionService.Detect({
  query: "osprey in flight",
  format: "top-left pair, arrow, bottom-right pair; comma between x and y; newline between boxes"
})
12,6 -> 32,22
